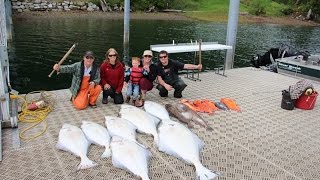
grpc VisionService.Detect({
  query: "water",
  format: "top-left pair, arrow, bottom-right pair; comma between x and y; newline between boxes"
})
9,18 -> 320,93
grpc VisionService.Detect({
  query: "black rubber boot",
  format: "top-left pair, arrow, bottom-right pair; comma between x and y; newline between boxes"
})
156,84 -> 168,97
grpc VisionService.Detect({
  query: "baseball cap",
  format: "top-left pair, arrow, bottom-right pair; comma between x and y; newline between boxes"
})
143,50 -> 153,57
84,51 -> 94,58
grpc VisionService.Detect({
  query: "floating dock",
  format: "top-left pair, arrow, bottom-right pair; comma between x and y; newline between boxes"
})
1,67 -> 319,180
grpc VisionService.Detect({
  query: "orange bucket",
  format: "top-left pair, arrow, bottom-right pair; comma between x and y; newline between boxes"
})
295,91 -> 318,110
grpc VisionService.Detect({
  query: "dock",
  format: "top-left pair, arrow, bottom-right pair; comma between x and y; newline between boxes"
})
1,67 -> 320,180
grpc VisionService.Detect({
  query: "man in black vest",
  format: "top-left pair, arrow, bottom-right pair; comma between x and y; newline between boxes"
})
156,50 -> 202,98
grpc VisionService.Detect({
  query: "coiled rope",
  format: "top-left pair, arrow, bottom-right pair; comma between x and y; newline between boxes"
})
10,91 -> 56,140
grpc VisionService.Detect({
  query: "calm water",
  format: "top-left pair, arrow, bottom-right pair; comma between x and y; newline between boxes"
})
9,18 -> 320,93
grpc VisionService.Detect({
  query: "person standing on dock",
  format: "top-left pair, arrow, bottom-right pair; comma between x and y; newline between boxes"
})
100,48 -> 124,104
53,51 -> 102,110
156,50 -> 202,98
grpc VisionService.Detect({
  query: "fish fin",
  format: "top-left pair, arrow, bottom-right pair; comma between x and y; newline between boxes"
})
77,157 -> 98,170
101,147 -> 112,159
195,163 -> 220,180
187,122 -> 194,128
206,126 -> 213,131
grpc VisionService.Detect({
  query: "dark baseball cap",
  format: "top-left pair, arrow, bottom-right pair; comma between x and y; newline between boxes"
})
84,51 -> 94,58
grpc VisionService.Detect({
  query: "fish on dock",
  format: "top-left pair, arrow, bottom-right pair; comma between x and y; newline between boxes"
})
157,120 -> 219,180
56,123 -> 98,170
120,104 -> 159,145
144,101 -> 171,121
104,116 -> 138,143
110,136 -> 151,180
165,103 -> 213,131
214,102 -> 229,110
81,121 -> 111,158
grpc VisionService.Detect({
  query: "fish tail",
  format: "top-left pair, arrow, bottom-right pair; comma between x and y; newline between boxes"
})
141,175 -> 151,180
77,156 -> 98,170
153,134 -> 159,147
101,146 -> 112,159
195,163 -> 220,180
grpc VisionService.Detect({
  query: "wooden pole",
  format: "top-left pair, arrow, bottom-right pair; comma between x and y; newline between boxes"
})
48,43 -> 77,77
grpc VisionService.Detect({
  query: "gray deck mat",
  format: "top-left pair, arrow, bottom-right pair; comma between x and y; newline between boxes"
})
1,67 -> 319,180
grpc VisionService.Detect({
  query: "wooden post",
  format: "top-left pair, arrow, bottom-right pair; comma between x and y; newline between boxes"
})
48,43 -> 77,77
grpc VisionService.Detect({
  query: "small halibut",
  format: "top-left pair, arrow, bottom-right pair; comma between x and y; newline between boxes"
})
81,121 -> 111,158
56,123 -> 98,170
104,116 -> 138,143
144,101 -> 171,122
120,104 -> 159,145
111,136 -> 151,180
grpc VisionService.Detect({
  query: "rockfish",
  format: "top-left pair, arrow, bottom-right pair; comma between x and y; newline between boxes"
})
165,103 -> 213,131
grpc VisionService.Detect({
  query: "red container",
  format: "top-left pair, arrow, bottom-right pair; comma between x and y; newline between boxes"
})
295,91 -> 318,110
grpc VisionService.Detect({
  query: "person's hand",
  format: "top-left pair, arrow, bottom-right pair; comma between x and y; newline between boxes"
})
104,83 -> 111,90
89,81 -> 95,88
143,65 -> 150,72
164,84 -> 173,91
197,64 -> 202,70
53,64 -> 60,71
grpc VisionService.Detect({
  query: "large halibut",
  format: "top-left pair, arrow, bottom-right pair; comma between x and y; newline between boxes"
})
111,136 -> 151,180
157,121 -> 219,180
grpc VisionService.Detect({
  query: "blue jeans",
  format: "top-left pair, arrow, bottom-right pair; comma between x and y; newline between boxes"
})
126,83 -> 140,100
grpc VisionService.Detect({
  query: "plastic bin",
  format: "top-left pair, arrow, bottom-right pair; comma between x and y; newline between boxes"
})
295,91 -> 318,110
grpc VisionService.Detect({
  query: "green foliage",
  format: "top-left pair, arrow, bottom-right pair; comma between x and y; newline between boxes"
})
90,0 -> 101,6
248,0 -> 271,16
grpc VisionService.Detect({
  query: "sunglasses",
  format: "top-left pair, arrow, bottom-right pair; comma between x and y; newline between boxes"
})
108,54 -> 117,57
159,55 -> 167,59
144,55 -> 152,58
85,56 -> 94,59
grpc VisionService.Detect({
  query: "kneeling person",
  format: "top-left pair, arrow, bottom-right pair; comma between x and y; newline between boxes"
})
53,51 -> 102,110
156,50 -> 202,98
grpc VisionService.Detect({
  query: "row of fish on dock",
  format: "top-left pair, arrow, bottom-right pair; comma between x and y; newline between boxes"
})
56,101 -> 220,180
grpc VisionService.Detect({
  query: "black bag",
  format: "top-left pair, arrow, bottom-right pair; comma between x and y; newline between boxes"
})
281,90 -> 295,110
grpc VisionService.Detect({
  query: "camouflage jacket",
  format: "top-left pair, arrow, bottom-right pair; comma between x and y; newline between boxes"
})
60,61 -> 100,98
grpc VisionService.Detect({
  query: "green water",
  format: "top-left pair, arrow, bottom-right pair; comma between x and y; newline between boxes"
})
9,18 -> 320,93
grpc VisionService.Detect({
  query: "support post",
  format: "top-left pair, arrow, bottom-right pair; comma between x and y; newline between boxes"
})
5,0 -> 12,42
225,0 -> 240,70
123,0 -> 130,66
1,0 -> 10,161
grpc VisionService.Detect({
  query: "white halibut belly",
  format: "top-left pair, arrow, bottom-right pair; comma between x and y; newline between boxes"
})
144,101 -> 171,121
56,123 -> 98,170
81,121 -> 111,158
157,121 -> 203,164
104,116 -> 137,143
157,121 -> 219,179
120,105 -> 158,144
111,136 -> 151,180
